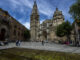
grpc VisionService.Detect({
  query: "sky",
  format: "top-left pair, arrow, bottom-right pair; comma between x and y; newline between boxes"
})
0,0 -> 76,29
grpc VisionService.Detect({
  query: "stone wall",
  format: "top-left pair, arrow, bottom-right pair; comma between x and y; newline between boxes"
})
0,8 -> 27,42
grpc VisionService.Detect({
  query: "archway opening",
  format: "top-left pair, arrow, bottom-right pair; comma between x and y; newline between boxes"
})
0,28 -> 6,41
43,31 -> 47,40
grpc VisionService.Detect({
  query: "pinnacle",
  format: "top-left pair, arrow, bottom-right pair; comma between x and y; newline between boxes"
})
31,0 -> 39,15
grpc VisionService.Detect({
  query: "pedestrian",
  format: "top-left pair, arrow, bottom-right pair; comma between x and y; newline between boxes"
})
16,40 -> 20,46
16,40 -> 18,46
76,41 -> 79,47
5,38 -> 9,45
42,40 -> 44,46
18,40 -> 21,46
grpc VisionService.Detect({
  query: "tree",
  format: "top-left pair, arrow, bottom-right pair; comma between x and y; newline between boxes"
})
24,29 -> 30,41
69,0 -> 80,46
56,21 -> 72,42
69,0 -> 80,20
56,23 -> 65,37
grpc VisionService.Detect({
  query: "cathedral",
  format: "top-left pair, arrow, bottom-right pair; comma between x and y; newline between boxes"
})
30,0 -> 76,43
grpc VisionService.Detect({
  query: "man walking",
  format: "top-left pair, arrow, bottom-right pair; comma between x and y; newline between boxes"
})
42,40 -> 44,46
16,40 -> 21,46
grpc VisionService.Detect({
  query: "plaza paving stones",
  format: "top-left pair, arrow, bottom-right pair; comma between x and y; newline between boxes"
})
0,42 -> 80,54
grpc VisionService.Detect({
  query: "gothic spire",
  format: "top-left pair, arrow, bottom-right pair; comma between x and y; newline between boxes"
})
31,0 -> 39,15
34,0 -> 36,4
56,7 -> 58,11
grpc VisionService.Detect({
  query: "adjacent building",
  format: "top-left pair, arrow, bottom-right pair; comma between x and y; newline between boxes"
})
0,8 -> 27,42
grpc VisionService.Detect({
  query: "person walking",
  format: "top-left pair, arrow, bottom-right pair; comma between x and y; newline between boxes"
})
76,41 -> 79,47
16,40 -> 18,46
18,40 -> 21,46
16,40 -> 21,46
42,40 -> 44,46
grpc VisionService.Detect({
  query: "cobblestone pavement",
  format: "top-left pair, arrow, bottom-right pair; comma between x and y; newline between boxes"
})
0,42 -> 80,54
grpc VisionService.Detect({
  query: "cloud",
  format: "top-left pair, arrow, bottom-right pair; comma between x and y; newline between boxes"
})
23,19 -> 45,29
40,20 -> 45,24
9,0 -> 33,9
8,0 -> 54,18
23,22 -> 30,29
0,0 -> 76,29
38,0 -> 54,17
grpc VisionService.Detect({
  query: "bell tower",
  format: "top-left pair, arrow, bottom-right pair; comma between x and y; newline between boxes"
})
30,0 -> 40,41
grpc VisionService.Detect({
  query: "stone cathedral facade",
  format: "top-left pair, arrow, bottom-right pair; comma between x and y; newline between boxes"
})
30,1 -> 75,42
38,8 -> 65,42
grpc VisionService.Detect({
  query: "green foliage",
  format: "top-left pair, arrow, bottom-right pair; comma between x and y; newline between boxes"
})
77,21 -> 80,26
56,23 -> 65,37
56,21 -> 72,37
0,48 -> 80,60
69,0 -> 80,20
24,29 -> 30,40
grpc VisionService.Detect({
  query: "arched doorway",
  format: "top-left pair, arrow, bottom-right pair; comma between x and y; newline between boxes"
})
42,31 -> 47,40
0,28 -> 6,41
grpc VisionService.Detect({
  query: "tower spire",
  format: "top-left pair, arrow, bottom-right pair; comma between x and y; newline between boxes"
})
31,0 -> 39,15
30,0 -> 40,41
34,0 -> 36,2
56,7 -> 58,11
34,0 -> 36,4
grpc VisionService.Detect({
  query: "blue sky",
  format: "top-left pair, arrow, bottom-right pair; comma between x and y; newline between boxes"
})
0,0 -> 76,29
